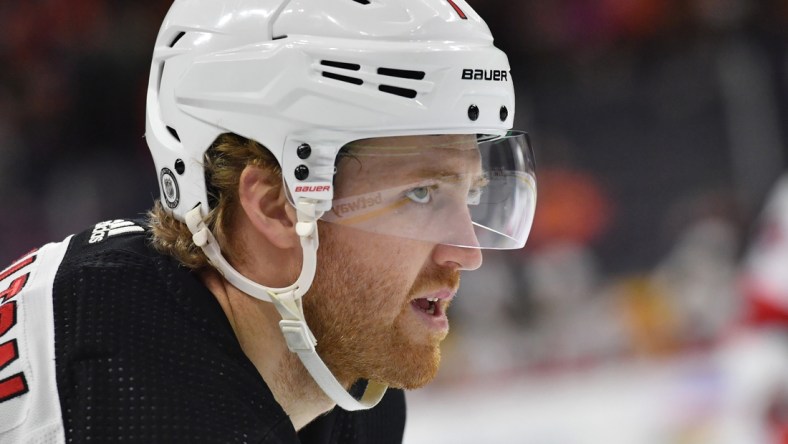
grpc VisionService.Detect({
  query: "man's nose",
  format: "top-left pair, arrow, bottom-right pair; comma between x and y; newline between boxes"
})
431,203 -> 484,270
432,243 -> 483,271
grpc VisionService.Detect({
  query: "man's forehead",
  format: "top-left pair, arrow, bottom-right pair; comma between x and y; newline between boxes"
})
335,134 -> 484,190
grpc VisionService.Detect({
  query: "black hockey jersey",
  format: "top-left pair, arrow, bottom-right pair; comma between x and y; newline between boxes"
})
0,219 -> 406,443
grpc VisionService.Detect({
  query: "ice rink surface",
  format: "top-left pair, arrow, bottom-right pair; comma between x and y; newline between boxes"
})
404,330 -> 788,444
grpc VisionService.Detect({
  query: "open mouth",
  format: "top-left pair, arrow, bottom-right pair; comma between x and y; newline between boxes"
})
411,297 -> 442,317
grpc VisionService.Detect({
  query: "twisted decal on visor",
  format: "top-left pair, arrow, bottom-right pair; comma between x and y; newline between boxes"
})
321,131 -> 536,249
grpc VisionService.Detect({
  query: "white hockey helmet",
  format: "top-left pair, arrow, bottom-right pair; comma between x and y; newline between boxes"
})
145,0 -> 536,410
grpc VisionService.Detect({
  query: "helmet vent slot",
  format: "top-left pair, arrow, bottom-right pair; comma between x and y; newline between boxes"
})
321,60 -> 361,71
321,60 -> 363,85
323,71 -> 364,85
379,84 -> 417,99
167,126 -> 181,142
169,31 -> 186,48
377,67 -> 425,80
352,0 -> 371,4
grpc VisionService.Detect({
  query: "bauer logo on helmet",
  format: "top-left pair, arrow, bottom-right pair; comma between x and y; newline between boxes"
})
461,69 -> 510,81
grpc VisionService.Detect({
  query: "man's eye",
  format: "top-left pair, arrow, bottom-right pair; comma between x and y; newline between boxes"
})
405,186 -> 433,204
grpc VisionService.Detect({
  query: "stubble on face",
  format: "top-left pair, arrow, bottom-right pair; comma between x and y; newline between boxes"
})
300,222 -> 460,390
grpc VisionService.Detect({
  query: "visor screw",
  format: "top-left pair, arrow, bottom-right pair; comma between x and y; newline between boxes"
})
174,159 -> 185,175
500,106 -> 509,122
468,104 -> 479,121
294,165 -> 310,181
297,144 -> 312,160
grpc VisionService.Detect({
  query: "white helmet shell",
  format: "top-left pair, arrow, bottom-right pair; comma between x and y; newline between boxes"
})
146,0 -> 515,219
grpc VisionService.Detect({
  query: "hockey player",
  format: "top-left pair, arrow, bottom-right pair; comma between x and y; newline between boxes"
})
0,0 -> 536,442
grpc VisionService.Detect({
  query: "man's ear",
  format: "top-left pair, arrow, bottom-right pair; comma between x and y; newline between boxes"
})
238,165 -> 299,249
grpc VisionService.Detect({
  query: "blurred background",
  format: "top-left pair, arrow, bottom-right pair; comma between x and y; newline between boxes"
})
2,0 -> 788,442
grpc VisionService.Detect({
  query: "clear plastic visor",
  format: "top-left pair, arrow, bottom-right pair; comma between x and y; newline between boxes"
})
321,131 -> 536,249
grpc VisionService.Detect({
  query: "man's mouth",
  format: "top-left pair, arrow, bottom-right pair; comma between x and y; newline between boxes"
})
409,289 -> 454,332
411,297 -> 442,317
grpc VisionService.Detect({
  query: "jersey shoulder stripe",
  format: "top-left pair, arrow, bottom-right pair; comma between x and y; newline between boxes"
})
88,219 -> 145,245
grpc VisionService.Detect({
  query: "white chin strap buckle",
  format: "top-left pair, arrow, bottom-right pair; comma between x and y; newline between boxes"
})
185,203 -> 388,411
280,320 -> 317,353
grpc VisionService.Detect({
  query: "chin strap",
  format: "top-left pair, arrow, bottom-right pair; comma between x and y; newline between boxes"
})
268,289 -> 389,410
185,203 -> 388,411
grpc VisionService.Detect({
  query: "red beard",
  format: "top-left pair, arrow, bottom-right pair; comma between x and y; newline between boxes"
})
303,223 -> 460,389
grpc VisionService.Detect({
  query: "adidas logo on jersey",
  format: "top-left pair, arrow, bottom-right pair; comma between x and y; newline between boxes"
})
89,220 -> 144,244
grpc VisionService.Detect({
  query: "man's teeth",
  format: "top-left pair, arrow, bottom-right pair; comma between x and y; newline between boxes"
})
426,298 -> 437,315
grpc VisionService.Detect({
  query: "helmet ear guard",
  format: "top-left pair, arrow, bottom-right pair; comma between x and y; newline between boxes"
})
146,0 -> 530,411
